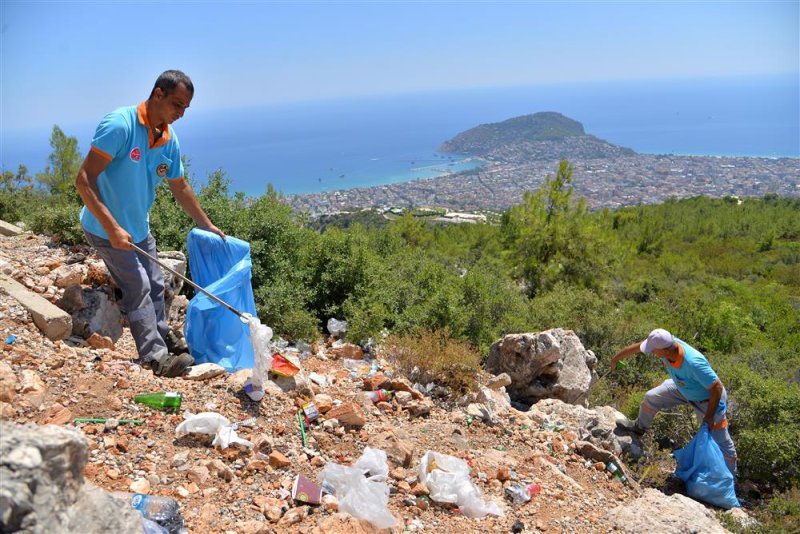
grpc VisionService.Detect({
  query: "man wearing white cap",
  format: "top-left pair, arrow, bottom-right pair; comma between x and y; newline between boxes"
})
610,328 -> 737,474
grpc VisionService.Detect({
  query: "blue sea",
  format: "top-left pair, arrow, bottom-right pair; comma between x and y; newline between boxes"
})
3,74 -> 798,197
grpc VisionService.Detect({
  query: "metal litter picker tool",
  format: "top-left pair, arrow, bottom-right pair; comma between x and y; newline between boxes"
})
130,242 -> 249,323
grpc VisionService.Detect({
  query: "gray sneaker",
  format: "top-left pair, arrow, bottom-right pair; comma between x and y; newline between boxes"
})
616,417 -> 646,435
150,352 -> 194,378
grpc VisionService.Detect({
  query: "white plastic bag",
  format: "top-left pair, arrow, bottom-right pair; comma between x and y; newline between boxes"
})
243,314 -> 273,401
418,450 -> 503,518
326,318 -> 347,337
175,412 -> 253,449
321,448 -> 396,529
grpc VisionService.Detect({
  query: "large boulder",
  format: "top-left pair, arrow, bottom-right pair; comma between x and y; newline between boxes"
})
530,398 -> 643,459
0,422 -> 143,533
605,488 -> 730,533
486,329 -> 597,407
58,285 -> 124,342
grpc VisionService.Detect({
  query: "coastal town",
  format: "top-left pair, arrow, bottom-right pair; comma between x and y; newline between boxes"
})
285,153 -> 799,217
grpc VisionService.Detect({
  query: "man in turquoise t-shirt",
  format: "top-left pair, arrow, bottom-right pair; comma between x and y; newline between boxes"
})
75,70 -> 225,377
610,328 -> 737,474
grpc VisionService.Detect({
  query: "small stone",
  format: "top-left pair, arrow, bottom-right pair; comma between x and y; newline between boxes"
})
130,478 -> 150,494
87,333 -> 114,350
187,465 -> 210,484
269,451 -> 291,469
486,373 -> 512,389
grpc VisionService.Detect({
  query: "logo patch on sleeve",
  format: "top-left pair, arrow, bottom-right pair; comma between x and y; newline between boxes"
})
156,163 -> 169,177
130,147 -> 141,162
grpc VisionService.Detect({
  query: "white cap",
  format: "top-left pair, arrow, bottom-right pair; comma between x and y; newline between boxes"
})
640,328 -> 675,353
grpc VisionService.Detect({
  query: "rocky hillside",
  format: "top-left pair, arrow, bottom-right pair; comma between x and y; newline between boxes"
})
440,112 -> 636,163
0,228 -> 749,533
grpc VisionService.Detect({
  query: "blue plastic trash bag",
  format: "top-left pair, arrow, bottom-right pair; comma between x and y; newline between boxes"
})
184,229 -> 257,371
673,423 -> 740,509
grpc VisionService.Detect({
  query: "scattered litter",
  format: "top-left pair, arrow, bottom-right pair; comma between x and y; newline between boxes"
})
326,318 -> 347,337
302,402 -> 320,423
505,482 -> 542,504
112,492 -> 184,534
322,447 -> 397,529
230,417 -> 257,431
297,410 -> 308,447
413,382 -> 436,396
175,412 -> 253,449
4,334 -> 16,344
73,418 -> 144,425
270,353 -> 300,377
308,372 -> 328,387
243,316 -> 274,401
363,390 -> 392,404
134,392 -> 182,413
418,450 -> 503,518
292,474 -> 323,505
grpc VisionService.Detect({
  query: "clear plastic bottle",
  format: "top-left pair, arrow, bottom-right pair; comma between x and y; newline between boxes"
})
134,392 -> 182,412
113,492 -> 184,534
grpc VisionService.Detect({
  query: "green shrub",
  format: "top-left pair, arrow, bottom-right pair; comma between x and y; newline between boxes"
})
29,202 -> 83,245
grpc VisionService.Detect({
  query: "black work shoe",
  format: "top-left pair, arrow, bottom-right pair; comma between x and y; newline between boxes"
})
150,352 -> 194,378
165,331 -> 189,355
616,417 -> 646,435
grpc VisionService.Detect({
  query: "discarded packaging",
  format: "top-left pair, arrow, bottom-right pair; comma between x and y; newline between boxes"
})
292,474 -> 323,505
418,450 -> 503,518
4,335 -> 16,345
175,412 -> 253,449
364,390 -> 393,404
326,318 -> 347,337
505,482 -> 542,504
321,447 -> 396,529
134,392 -> 182,413
270,353 -> 300,377
244,315 -> 274,401
303,402 -> 320,422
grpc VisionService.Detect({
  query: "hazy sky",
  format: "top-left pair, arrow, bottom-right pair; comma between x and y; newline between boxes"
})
1,1 -> 798,131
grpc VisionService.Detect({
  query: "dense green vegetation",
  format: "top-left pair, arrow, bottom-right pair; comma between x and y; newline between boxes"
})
3,127 -> 799,529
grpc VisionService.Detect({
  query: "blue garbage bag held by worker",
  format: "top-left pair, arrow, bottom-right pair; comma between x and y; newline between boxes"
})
184,229 -> 257,371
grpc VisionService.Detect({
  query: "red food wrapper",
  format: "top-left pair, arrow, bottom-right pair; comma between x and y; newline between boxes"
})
292,474 -> 322,505
271,353 -> 300,377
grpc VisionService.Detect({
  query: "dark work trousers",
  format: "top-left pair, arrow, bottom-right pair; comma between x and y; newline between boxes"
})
638,379 -> 738,474
83,230 -> 169,364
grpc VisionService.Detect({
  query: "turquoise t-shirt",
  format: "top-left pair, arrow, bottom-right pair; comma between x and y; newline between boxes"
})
80,103 -> 184,243
661,339 -> 725,411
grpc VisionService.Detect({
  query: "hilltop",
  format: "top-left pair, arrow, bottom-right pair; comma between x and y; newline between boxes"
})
439,112 -> 636,162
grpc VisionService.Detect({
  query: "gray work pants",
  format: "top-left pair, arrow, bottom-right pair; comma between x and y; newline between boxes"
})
83,230 -> 169,364
638,379 -> 738,474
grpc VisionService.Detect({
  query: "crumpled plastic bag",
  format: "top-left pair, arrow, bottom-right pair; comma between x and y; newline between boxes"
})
184,229 -> 258,371
175,412 -> 253,449
243,315 -> 274,402
418,450 -> 503,518
321,447 -> 396,529
673,423 -> 740,509
326,318 -> 347,337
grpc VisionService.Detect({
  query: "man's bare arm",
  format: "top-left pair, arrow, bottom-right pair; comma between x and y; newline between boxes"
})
75,150 -> 132,249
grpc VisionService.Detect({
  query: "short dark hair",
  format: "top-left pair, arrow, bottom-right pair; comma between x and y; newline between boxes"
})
149,70 -> 194,99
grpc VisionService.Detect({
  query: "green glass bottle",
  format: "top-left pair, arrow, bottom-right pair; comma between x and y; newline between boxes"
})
134,391 -> 182,412
606,461 -> 629,485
